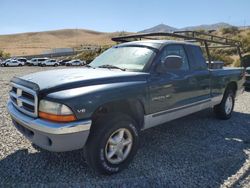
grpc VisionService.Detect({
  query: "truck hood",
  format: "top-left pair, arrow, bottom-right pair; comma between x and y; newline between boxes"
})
13,68 -> 148,94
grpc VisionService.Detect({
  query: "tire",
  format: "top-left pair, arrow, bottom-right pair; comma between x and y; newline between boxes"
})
18,64 -> 22,66
84,113 -> 139,175
214,89 -> 235,120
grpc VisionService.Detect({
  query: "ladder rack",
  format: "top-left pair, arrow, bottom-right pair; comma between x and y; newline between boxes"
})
111,31 -> 243,66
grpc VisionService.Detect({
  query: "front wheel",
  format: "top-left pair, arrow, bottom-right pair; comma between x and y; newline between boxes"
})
214,89 -> 235,120
84,113 -> 139,175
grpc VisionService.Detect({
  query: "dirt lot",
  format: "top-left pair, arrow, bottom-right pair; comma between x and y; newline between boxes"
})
0,67 -> 250,187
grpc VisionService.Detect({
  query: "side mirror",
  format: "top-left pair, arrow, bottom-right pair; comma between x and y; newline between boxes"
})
156,55 -> 183,73
242,55 -> 250,68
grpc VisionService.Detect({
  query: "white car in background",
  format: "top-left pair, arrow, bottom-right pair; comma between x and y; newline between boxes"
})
65,60 -> 85,66
15,57 -> 27,65
0,59 -> 11,66
40,59 -> 60,67
27,58 -> 49,66
4,59 -> 24,67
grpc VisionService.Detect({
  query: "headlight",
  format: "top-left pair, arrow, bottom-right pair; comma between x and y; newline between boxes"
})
39,100 -> 76,122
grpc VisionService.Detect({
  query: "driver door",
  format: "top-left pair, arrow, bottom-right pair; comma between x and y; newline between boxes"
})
149,44 -> 197,114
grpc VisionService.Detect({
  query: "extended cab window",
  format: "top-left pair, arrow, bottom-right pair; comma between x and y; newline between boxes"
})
160,44 -> 189,71
187,45 -> 207,70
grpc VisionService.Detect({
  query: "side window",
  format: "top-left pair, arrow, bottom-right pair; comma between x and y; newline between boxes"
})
189,46 -> 207,70
160,45 -> 189,71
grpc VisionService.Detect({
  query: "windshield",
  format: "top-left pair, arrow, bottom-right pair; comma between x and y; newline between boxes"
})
90,46 -> 155,71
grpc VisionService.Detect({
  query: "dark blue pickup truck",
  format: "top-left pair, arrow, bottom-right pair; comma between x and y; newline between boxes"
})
7,32 -> 246,174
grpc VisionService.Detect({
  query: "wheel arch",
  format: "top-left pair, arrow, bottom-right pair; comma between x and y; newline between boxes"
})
225,81 -> 237,96
91,99 -> 145,131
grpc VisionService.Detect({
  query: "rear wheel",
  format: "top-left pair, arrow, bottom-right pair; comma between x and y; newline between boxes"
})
214,89 -> 235,120
84,113 -> 139,175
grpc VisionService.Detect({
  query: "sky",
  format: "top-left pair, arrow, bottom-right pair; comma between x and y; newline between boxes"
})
0,0 -> 250,35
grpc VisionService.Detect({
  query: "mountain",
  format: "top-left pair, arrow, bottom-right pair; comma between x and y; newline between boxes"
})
139,22 -> 234,33
182,22 -> 233,31
139,24 -> 177,33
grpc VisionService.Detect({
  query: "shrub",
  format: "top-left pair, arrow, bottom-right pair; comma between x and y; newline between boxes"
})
210,52 -> 234,66
221,26 -> 239,35
0,50 -> 10,59
241,37 -> 250,53
233,59 -> 241,67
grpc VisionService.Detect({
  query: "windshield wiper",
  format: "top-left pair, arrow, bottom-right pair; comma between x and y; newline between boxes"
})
98,64 -> 126,71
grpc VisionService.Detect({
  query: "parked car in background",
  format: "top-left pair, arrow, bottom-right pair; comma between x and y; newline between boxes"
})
4,59 -> 24,67
27,58 -> 49,66
14,58 -> 27,65
0,59 -> 11,66
26,58 -> 36,66
65,59 -> 85,66
58,59 -> 70,66
40,59 -> 60,67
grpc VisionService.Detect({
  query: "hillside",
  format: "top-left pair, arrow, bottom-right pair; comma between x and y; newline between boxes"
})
0,29 -> 118,56
0,25 -> 249,62
139,22 -> 233,33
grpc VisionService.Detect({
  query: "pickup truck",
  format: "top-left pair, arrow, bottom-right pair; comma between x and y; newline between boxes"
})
7,39 -> 245,174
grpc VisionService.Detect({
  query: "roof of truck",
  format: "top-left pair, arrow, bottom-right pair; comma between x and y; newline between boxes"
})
116,40 -> 198,49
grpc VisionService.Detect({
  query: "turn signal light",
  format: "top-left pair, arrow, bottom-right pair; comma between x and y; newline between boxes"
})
39,111 -> 76,122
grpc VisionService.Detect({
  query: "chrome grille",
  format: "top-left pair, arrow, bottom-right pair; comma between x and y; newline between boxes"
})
9,83 -> 38,117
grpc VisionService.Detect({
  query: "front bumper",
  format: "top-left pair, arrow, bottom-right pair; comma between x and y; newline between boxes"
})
7,101 -> 91,152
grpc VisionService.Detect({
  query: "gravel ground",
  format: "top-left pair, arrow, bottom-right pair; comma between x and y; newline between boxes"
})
0,67 -> 250,187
